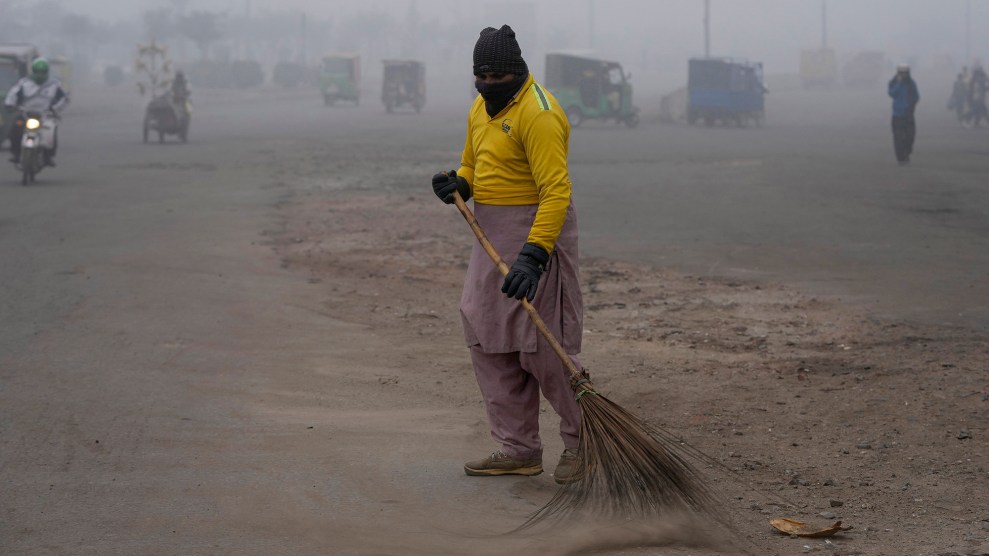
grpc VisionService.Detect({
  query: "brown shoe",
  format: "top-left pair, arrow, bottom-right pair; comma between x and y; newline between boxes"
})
553,448 -> 582,485
464,451 -> 543,477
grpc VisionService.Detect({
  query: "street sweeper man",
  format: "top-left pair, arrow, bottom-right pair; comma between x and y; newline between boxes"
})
431,24 -> 584,485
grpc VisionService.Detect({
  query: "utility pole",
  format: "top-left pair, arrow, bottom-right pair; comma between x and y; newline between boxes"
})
966,0 -> 972,64
821,0 -> 828,49
704,0 -> 710,57
588,0 -> 595,49
170,0 -> 190,62
301,12 -> 307,66
244,0 -> 252,60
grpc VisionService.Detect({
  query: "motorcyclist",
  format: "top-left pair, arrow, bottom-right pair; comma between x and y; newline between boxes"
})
170,69 -> 191,120
4,57 -> 70,166
172,70 -> 190,102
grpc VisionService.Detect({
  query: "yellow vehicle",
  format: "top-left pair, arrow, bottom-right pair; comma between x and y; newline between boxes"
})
49,56 -> 72,93
842,51 -> 885,89
800,48 -> 837,89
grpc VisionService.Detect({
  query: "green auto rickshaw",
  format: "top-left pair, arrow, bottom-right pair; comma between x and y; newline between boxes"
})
320,54 -> 360,106
544,52 -> 639,128
0,55 -> 22,149
0,43 -> 38,77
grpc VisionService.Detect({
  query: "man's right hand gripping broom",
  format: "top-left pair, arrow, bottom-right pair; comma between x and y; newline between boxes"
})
431,170 -> 471,204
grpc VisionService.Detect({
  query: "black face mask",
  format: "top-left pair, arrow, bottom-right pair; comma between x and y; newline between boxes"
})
476,73 -> 527,117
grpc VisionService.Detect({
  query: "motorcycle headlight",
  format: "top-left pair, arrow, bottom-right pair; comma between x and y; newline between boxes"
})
25,118 -> 41,130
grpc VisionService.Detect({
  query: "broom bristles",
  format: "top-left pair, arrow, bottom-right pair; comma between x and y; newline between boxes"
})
518,389 -> 725,531
448,195 -> 725,533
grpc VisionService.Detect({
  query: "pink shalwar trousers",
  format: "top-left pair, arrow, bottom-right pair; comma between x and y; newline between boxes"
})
460,202 -> 584,461
469,343 -> 582,460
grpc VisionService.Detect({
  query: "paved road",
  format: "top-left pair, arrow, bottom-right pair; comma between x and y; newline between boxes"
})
0,86 -> 574,555
2,81 -> 986,553
568,88 -> 989,330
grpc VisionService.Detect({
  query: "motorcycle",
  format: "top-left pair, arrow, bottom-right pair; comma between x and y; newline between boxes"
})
16,110 -> 56,186
143,93 -> 190,143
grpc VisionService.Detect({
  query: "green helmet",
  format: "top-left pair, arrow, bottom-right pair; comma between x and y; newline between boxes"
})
31,57 -> 50,84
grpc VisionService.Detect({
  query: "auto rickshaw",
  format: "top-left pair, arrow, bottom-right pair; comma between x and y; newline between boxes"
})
544,52 -> 639,127
800,48 -> 838,89
320,54 -> 360,106
0,56 -> 22,149
381,60 -> 425,113
143,91 -> 190,143
0,43 -> 38,75
687,57 -> 766,127
842,51 -> 885,88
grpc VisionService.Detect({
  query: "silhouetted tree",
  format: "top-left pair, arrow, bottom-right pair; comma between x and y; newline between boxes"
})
134,40 -> 173,97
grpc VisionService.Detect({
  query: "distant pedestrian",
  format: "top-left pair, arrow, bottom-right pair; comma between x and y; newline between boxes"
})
967,65 -> 988,128
888,64 -> 919,165
948,72 -> 968,125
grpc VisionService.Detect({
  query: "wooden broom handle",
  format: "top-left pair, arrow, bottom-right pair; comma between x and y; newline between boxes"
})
452,191 -> 586,383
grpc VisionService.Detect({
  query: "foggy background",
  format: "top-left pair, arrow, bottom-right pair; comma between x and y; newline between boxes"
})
3,3 -> 989,553
2,0 -> 987,98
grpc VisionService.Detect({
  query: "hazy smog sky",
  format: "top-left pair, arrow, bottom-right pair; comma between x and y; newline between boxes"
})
36,0 -> 989,76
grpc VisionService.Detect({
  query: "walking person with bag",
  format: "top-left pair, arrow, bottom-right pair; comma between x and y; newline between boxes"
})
948,71 -> 969,125
888,64 -> 920,165
966,64 -> 988,128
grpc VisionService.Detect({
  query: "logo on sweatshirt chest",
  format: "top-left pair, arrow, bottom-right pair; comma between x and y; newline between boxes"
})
501,118 -> 513,137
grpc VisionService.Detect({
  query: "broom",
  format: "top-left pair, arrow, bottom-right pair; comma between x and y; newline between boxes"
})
451,191 -> 725,530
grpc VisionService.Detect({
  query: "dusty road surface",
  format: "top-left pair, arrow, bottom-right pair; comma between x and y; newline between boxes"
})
1,80 -> 987,556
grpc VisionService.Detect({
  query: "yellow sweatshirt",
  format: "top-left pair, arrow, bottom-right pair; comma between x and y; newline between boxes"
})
457,74 -> 573,252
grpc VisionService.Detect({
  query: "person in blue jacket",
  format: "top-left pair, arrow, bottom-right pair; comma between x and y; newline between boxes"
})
888,64 -> 920,165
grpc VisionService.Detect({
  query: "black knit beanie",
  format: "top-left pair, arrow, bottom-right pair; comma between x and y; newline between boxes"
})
473,25 -> 528,75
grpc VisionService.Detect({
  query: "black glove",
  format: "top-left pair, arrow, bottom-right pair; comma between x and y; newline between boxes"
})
502,242 -> 550,301
431,170 -> 471,204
